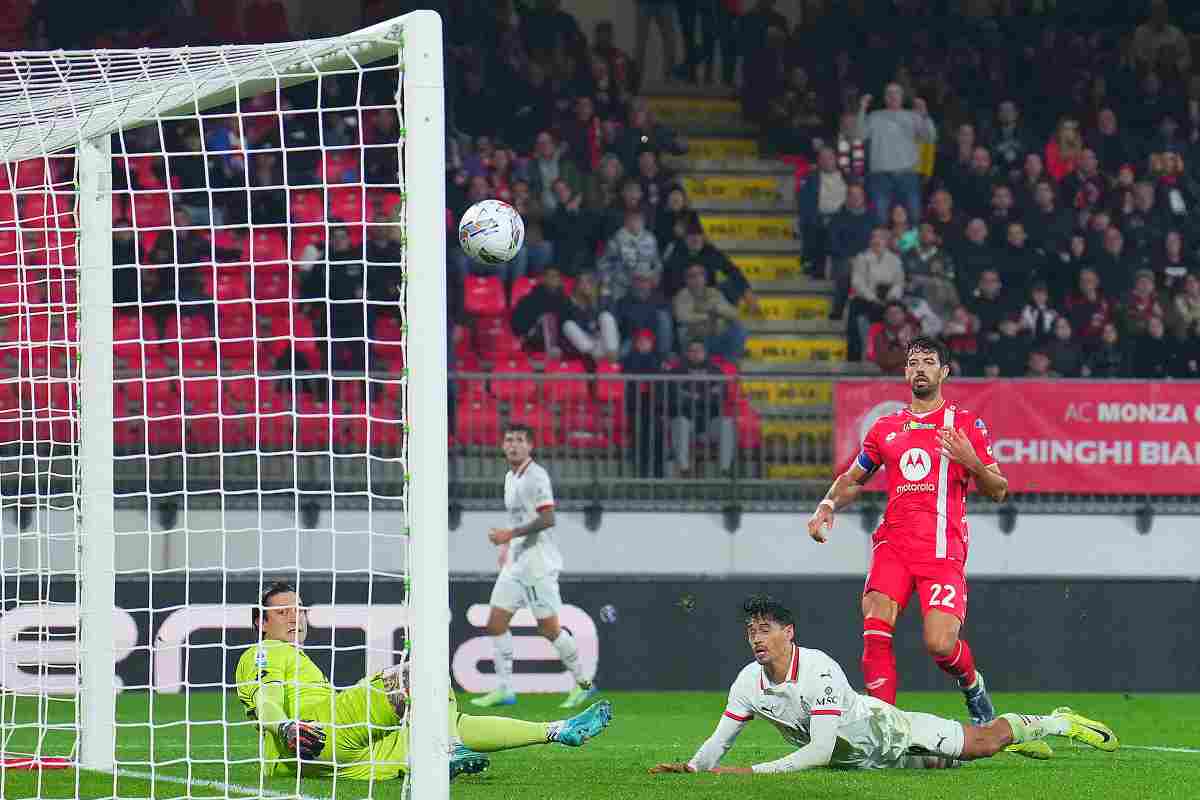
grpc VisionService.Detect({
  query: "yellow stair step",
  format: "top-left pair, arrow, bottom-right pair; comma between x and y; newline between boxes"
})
765,463 -> 834,479
739,379 -> 833,408
684,137 -> 759,161
745,336 -> 847,363
699,213 -> 796,243
733,254 -> 805,282
647,95 -> 742,124
741,295 -> 831,322
682,174 -> 785,204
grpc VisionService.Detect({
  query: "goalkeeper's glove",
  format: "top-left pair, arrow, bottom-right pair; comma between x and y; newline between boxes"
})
278,720 -> 326,760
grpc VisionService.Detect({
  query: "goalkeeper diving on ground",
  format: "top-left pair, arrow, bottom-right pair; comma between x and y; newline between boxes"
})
234,581 -> 612,781
652,595 -> 1118,776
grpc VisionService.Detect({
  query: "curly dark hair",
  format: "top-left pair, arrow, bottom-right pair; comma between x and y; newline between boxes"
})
742,594 -> 795,640
906,336 -> 949,367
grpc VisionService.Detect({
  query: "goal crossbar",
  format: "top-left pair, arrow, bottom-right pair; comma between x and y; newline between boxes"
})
0,16 -> 408,162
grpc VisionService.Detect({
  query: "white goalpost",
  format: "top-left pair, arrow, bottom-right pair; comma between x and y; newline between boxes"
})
0,9 -> 447,800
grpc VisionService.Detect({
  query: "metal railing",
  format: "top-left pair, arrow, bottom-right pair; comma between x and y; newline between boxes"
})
0,372 -> 1183,520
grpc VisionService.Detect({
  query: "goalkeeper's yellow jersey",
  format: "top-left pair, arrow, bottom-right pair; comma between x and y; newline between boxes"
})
234,639 -> 338,726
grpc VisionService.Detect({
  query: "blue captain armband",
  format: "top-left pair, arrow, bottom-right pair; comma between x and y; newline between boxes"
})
855,451 -> 878,477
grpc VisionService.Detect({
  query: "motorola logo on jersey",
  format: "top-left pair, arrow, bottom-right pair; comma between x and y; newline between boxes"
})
899,447 -> 932,481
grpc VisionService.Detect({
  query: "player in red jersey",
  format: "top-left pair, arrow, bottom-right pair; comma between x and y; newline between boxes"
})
806,338 -> 1046,755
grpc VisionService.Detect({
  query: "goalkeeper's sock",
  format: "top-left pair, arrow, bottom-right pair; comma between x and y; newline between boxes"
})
861,618 -> 898,705
457,714 -> 555,751
934,639 -> 978,690
492,631 -> 515,693
1001,713 -> 1069,744
550,629 -> 588,686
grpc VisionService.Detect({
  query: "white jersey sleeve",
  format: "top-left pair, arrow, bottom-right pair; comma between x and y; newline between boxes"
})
521,464 -> 555,513
688,664 -> 757,771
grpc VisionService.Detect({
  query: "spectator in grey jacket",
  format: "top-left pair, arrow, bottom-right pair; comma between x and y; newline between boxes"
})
598,209 -> 661,305
857,83 -> 937,226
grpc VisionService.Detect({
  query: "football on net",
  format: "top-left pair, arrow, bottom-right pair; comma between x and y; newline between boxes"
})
458,199 -> 525,264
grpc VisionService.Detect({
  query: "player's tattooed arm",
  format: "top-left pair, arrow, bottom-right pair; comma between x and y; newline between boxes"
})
488,508 -> 556,545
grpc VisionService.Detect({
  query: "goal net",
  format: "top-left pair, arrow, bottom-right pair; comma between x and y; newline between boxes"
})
0,10 -> 448,800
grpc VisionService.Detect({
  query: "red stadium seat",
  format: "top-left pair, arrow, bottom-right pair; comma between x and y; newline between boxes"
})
455,400 -> 500,446
542,358 -> 590,406
491,354 -> 537,405
131,192 -> 171,229
249,227 -> 287,264
328,185 -> 365,222
322,151 -> 361,186
114,386 -> 146,452
593,360 -> 624,405
561,402 -> 610,450
0,229 -> 18,266
372,312 -> 404,371
297,392 -> 332,451
203,265 -> 251,301
463,276 -> 506,319
290,189 -> 325,223
216,303 -> 255,360
367,188 -> 403,220
258,392 -> 294,451
473,317 -> 521,357
332,401 -> 368,452
163,313 -> 215,360
509,401 -> 559,447
290,225 -> 325,261
0,382 -> 21,442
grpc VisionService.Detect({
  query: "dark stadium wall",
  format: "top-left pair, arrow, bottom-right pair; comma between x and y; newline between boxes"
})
5,575 -> 1195,694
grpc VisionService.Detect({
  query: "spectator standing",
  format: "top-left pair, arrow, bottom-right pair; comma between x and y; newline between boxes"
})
1157,230 -> 1196,288
857,83 -> 937,225
1045,117 -> 1083,183
985,100 -> 1034,181
544,178 -> 593,275
1019,281 -> 1059,345
667,339 -> 736,478
953,218 -> 998,298
827,184 -> 874,318
634,0 -> 679,85
847,227 -> 904,361
511,267 -> 571,357
672,262 -> 747,362
621,329 -> 666,478
613,99 -> 687,176
1132,0 -> 1191,74
1093,227 -> 1137,297
560,95 -> 603,174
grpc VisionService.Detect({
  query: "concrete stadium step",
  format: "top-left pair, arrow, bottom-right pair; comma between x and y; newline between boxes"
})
682,173 -> 794,212
740,360 -> 882,377
744,318 -> 843,335
646,95 -> 743,127
731,254 -> 804,282
697,212 -> 798,250
745,334 -> 847,364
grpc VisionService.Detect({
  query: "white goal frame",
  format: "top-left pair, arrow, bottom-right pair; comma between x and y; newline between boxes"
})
4,9 -> 448,799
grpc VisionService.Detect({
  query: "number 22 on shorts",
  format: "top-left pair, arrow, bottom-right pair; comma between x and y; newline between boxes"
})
928,583 -> 956,609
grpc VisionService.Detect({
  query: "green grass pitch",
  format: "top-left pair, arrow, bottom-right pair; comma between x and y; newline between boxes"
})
2,690 -> 1199,799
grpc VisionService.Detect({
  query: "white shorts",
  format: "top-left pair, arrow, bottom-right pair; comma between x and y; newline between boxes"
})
488,572 -> 562,619
833,697 -> 965,769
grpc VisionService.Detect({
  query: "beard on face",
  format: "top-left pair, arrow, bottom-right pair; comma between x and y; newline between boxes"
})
910,377 -> 937,399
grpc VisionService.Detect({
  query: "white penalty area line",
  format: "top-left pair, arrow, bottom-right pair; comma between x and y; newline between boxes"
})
115,768 -> 332,800
1121,745 -> 1200,754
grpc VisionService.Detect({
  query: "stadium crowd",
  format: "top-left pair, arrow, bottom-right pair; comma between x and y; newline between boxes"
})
3,1 -> 1200,469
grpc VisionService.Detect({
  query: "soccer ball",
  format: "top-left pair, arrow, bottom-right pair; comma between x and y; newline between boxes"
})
458,199 -> 525,264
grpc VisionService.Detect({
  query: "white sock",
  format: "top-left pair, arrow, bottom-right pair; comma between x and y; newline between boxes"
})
550,629 -> 587,685
492,632 -> 514,693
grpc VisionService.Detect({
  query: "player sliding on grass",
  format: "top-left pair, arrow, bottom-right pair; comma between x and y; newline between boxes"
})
804,337 -> 1050,756
234,581 -> 612,782
651,595 -> 1118,775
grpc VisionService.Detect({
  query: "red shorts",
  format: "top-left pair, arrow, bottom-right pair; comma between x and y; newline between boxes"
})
864,540 -> 968,622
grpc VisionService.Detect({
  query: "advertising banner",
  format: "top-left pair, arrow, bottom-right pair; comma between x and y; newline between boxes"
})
835,380 -> 1200,495
2,576 -> 1197,693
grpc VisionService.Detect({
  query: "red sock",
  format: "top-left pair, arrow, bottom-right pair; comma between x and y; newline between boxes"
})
861,618 -> 897,705
934,639 -> 978,689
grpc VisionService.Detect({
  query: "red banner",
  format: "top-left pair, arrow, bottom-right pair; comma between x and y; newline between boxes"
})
834,380 -> 1200,495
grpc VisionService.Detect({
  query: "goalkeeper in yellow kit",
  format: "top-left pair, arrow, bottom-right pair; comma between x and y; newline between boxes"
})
234,581 -> 612,781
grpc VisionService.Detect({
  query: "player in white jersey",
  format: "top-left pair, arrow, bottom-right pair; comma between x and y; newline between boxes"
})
651,595 -> 1118,776
471,424 -> 599,710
